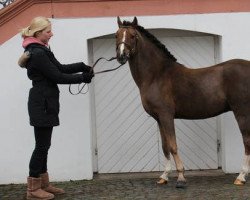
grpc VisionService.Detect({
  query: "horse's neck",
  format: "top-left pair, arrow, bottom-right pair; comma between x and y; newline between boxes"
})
128,39 -> 172,88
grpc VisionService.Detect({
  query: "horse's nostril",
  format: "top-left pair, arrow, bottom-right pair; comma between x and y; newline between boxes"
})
117,54 -> 127,64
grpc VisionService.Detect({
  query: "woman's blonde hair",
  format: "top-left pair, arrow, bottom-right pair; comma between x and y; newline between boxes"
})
21,16 -> 51,38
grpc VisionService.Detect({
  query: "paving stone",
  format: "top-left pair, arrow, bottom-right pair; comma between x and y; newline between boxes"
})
0,172 -> 249,200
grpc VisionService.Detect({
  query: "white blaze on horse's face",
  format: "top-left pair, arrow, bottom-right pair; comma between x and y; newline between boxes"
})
119,30 -> 127,55
116,27 -> 137,64
116,29 -> 129,65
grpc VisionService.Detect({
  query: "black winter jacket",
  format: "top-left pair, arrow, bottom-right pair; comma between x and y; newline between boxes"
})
25,43 -> 90,127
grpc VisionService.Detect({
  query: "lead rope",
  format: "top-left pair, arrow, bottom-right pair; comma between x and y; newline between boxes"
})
69,56 -> 125,95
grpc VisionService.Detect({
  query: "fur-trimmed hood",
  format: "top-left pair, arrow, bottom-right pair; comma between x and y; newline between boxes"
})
18,51 -> 31,68
18,37 -> 47,68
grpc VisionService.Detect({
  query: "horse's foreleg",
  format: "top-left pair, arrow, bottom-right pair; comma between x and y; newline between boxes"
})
158,157 -> 172,184
157,117 -> 186,187
171,150 -> 186,188
168,131 -> 186,188
157,123 -> 172,184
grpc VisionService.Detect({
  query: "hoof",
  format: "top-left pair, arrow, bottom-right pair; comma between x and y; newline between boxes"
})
156,178 -> 168,185
234,179 -> 245,186
176,181 -> 186,189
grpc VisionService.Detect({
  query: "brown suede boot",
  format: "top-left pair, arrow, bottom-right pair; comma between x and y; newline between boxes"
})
40,172 -> 65,195
27,177 -> 54,200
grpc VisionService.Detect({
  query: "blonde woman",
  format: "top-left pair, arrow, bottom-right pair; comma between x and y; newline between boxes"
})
19,16 -> 94,200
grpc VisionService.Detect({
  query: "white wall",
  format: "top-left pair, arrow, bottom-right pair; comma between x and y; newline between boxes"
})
1,12 -> 249,184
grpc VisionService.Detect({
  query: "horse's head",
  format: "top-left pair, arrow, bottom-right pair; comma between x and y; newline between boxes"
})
116,16 -> 138,64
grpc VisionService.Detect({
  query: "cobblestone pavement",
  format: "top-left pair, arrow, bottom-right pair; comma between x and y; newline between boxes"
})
1,170 -> 250,200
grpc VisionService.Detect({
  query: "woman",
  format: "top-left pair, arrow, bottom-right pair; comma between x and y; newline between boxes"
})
19,16 -> 94,200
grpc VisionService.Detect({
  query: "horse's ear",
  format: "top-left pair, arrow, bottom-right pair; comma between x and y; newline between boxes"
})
117,16 -> 122,28
132,17 -> 138,26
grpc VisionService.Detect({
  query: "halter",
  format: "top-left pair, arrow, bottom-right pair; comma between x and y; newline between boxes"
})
116,41 -> 136,56
116,26 -> 138,56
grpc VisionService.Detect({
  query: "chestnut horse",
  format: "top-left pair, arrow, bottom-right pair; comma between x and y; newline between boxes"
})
115,17 -> 250,188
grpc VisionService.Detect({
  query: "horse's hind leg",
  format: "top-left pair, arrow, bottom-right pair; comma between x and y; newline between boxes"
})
235,154 -> 250,185
233,113 -> 250,185
234,134 -> 250,185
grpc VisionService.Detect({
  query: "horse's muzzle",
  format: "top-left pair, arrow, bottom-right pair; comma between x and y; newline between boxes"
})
117,53 -> 128,65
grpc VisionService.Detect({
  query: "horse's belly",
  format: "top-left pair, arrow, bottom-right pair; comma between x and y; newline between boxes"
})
174,102 -> 230,119
175,110 -> 228,120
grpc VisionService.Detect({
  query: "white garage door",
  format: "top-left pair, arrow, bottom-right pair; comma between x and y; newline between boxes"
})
91,33 -> 219,173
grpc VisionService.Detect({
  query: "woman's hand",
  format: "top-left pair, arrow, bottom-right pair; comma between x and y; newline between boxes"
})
82,72 -> 94,83
82,64 -> 92,73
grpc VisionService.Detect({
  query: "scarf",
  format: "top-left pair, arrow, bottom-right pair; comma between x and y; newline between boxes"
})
22,37 -> 48,48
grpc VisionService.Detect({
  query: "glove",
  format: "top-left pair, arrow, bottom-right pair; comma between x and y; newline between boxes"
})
82,72 -> 94,83
82,64 -> 92,73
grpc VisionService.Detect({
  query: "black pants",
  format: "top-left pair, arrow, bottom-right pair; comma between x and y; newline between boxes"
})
29,127 -> 53,178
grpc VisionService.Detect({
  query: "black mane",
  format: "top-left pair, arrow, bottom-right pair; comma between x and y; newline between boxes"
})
122,21 -> 177,62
